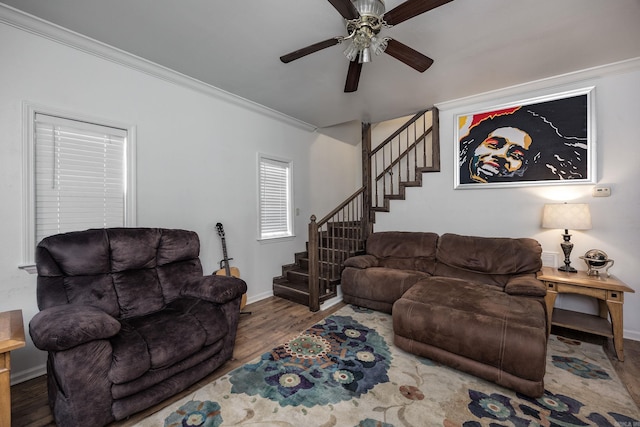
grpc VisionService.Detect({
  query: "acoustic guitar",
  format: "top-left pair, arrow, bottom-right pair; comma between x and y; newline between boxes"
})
215,223 -> 247,310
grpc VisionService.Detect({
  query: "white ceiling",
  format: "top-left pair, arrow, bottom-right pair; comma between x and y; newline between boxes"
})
3,0 -> 640,128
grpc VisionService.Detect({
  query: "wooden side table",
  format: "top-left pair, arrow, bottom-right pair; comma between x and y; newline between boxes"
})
538,266 -> 635,361
0,310 -> 26,427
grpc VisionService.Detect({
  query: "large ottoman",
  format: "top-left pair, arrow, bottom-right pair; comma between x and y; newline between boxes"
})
392,276 -> 548,397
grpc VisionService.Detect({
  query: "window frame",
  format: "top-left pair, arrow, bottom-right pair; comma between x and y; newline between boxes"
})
20,102 -> 137,271
257,153 -> 295,241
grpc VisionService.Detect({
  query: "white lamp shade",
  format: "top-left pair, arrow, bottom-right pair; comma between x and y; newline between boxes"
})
542,203 -> 592,230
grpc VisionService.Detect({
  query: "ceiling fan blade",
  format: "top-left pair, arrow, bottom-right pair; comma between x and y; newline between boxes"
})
327,0 -> 360,20
344,61 -> 363,93
384,39 -> 433,72
384,0 -> 453,26
280,38 -> 341,63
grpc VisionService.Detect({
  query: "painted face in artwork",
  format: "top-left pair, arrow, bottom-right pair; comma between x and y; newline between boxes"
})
469,127 -> 532,183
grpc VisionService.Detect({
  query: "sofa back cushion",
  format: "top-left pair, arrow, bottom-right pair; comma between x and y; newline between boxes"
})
367,232 -> 438,274
36,228 -> 203,319
435,233 -> 542,287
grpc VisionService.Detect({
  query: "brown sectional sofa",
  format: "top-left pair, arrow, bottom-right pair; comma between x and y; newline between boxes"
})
341,231 -> 548,397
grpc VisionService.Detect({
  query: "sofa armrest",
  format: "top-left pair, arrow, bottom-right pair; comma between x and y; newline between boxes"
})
343,254 -> 379,269
29,305 -> 121,351
181,274 -> 247,304
504,274 -> 547,297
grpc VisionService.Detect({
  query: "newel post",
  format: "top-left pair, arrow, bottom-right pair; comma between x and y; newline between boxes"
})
308,215 -> 320,312
362,122 -> 373,240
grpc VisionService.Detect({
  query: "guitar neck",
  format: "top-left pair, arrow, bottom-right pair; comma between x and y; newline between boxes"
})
220,236 -> 231,276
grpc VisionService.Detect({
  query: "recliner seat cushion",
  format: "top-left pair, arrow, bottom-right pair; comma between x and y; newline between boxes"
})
341,267 -> 430,313
109,298 -> 228,384
393,277 -> 547,382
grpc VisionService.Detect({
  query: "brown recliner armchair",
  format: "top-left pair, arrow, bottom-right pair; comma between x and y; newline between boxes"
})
29,228 -> 247,427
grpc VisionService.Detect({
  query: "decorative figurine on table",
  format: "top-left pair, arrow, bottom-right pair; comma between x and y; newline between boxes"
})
580,249 -> 614,277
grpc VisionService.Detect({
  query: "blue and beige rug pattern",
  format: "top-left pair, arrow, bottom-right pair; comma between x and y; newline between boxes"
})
137,305 -> 639,427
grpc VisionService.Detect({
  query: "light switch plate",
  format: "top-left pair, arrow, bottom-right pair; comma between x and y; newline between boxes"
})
541,251 -> 558,268
592,187 -> 611,197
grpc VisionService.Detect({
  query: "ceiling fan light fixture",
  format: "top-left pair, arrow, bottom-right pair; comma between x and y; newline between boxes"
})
342,0 -> 387,63
370,36 -> 389,55
358,47 -> 372,63
343,42 -> 360,61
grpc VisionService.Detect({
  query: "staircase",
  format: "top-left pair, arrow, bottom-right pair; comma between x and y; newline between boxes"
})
273,217 -> 365,307
273,108 -> 440,311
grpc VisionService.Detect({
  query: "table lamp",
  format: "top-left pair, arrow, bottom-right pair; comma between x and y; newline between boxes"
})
542,203 -> 592,273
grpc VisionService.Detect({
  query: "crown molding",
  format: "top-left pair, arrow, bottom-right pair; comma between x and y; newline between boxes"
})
436,56 -> 640,112
0,3 -> 317,132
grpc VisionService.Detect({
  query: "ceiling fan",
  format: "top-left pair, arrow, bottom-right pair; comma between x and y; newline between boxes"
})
280,0 -> 453,93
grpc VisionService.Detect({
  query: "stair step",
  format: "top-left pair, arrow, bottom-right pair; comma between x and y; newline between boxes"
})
416,166 -> 439,174
298,257 -> 352,271
286,268 -> 310,283
284,266 -> 341,283
293,252 -> 308,263
273,279 -> 338,306
401,180 -> 421,187
298,257 -> 309,270
371,206 -> 390,213
273,280 -> 311,306
385,194 -> 405,200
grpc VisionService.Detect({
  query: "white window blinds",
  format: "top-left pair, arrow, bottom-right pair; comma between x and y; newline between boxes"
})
259,155 -> 293,239
34,113 -> 127,244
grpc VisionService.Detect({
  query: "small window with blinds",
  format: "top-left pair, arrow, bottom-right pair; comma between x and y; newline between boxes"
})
258,154 -> 294,240
21,107 -> 135,269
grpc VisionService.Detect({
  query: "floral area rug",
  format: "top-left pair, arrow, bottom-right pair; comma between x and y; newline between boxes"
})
136,305 -> 640,427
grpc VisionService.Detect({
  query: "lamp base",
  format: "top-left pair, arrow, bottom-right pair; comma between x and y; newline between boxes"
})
559,231 -> 578,273
558,264 -> 578,273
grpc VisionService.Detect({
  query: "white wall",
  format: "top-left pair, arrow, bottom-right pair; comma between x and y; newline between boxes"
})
375,59 -> 640,340
0,16 -> 359,383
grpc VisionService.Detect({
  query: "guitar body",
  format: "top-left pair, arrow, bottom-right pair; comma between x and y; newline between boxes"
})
215,266 -> 246,309
215,223 -> 247,310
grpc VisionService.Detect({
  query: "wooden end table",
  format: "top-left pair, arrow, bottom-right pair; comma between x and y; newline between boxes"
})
0,310 -> 26,427
538,266 -> 635,361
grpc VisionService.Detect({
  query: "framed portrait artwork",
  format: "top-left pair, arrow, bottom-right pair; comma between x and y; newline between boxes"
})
454,87 -> 596,189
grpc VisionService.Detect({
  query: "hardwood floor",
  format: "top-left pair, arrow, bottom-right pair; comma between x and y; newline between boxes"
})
11,298 -> 640,426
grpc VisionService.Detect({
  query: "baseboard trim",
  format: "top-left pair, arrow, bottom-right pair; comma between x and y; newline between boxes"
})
246,291 -> 274,306
320,286 -> 344,311
624,329 -> 640,342
11,364 -> 46,386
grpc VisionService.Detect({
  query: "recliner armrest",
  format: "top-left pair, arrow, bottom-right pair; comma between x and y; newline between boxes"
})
29,305 -> 121,351
343,254 -> 379,269
504,274 -> 547,297
181,274 -> 247,304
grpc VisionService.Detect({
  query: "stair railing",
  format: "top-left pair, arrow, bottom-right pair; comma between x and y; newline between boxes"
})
370,109 -> 439,210
308,187 -> 366,311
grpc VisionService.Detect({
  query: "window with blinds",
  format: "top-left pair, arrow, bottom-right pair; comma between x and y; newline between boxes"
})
258,155 -> 293,239
33,113 -> 128,247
